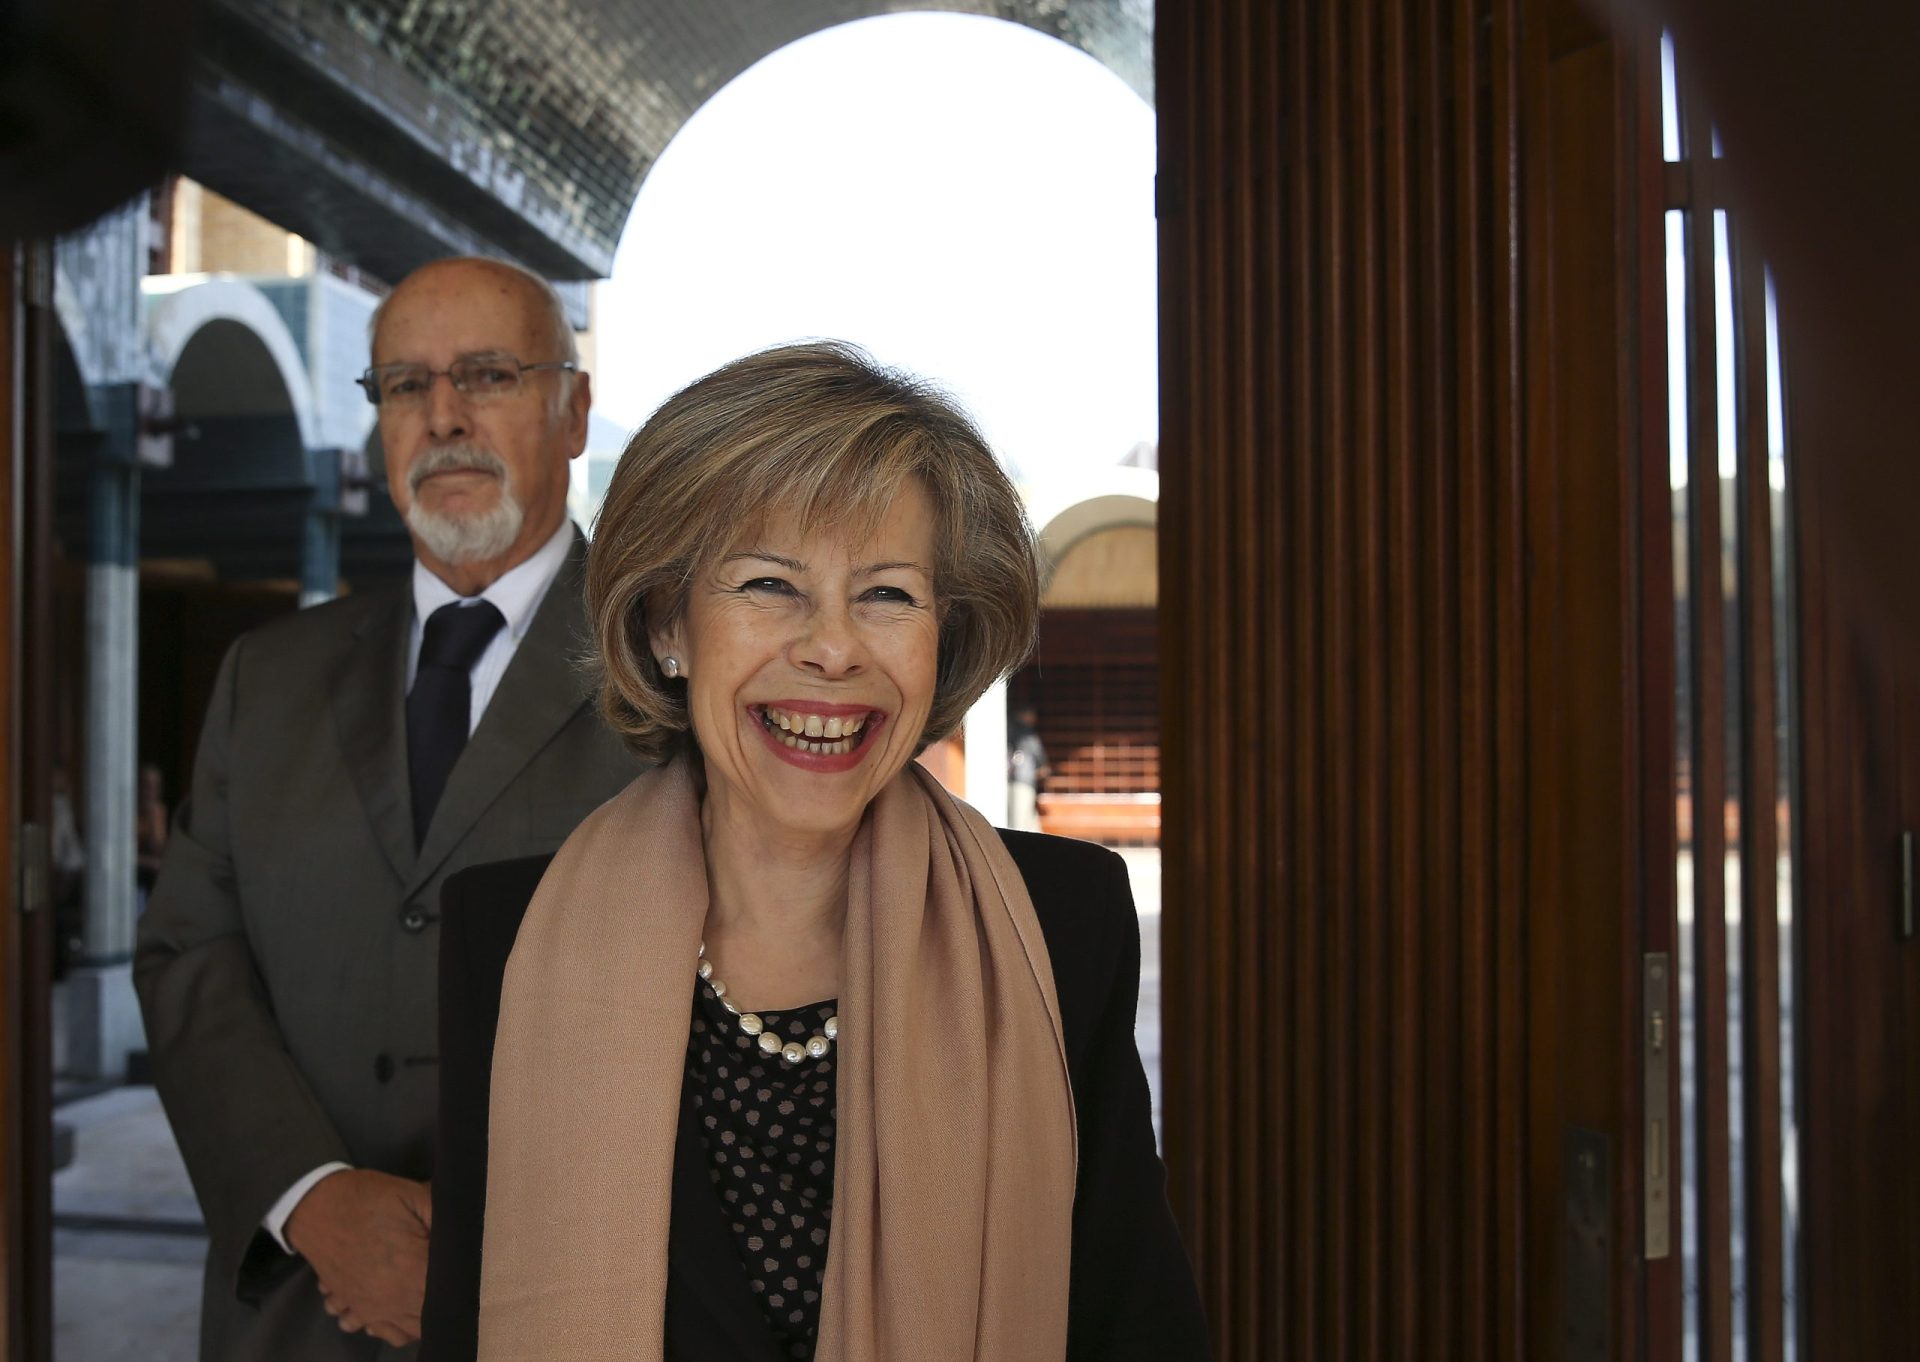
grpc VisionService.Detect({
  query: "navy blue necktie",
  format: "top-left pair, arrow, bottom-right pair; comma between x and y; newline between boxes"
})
407,600 -> 506,847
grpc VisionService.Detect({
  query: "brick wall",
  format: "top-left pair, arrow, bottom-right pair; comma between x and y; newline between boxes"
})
170,180 -> 312,278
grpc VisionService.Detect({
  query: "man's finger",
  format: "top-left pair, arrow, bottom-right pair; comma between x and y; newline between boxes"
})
334,1308 -> 365,1334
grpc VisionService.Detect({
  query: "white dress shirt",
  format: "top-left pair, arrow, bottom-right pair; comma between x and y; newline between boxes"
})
406,518 -> 576,731
262,519 -> 576,1253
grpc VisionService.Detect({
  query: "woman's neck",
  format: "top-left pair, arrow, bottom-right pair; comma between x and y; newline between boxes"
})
698,789 -> 853,950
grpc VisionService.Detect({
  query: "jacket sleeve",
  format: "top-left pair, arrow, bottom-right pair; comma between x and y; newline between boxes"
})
132,636 -> 353,1300
1066,850 -> 1211,1362
419,867 -> 495,1362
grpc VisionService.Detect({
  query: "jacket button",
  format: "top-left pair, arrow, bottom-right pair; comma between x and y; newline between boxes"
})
373,1053 -> 395,1084
400,906 -> 427,933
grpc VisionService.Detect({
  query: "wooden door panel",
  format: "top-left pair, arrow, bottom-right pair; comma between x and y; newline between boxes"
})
1796,483 -> 1920,1356
1156,2 -> 1651,1355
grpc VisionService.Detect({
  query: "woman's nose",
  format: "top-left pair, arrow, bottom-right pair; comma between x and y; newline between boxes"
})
790,605 -> 866,677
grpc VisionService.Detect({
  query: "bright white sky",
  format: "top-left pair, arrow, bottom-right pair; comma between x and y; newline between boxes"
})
592,13 -> 1157,484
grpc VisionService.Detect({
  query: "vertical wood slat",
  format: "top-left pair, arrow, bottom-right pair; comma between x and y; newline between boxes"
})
1285,1 -> 1323,1353
1315,3 -> 1355,1353
1248,7 -> 1289,1357
1678,72 -> 1736,1362
1732,219 -> 1787,1362
1451,0 -> 1498,1349
1195,0 -> 1235,1340
1486,2 -> 1529,1352
1414,2 -> 1465,1354
1381,2 -> 1424,1357
1223,0 -> 1266,1350
1349,3 -> 1388,1347
1192,0 -> 1230,1332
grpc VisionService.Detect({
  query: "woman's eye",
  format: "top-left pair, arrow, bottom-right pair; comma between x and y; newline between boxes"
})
742,577 -> 794,595
864,586 -> 920,606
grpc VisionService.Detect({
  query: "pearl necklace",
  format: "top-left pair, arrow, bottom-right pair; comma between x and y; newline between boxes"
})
697,942 -> 838,1066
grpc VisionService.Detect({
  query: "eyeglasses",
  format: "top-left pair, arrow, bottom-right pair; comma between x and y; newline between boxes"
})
357,356 -> 577,408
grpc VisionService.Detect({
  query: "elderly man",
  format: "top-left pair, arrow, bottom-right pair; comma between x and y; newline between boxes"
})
136,257 -> 638,1360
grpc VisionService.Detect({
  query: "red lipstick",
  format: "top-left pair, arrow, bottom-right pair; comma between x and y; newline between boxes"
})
750,703 -> 886,774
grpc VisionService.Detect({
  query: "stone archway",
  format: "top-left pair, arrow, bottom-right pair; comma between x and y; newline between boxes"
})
1029,467 -> 1159,605
187,1 -> 1152,282
144,278 -> 319,447
140,278 -> 328,586
1009,469 -> 1161,843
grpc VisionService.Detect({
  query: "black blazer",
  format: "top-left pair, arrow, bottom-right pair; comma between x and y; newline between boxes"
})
420,831 -> 1209,1362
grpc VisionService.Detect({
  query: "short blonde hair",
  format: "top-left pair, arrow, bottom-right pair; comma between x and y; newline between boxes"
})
588,342 -> 1040,764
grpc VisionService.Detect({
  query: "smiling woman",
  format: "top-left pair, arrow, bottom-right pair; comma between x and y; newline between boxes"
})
586,340 -> 1038,767
417,342 -> 1208,1362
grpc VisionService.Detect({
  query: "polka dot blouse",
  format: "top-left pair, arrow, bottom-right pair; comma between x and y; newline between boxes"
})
687,978 -> 839,1361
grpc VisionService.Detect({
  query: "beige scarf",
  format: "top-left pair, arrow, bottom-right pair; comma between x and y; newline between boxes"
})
479,759 -> 1078,1361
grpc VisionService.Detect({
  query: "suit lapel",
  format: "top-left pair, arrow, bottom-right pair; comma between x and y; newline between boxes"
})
328,585 -> 416,886
405,535 -> 593,897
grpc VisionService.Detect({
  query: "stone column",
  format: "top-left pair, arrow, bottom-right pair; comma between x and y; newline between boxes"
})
71,452 -> 145,1079
82,461 -> 138,961
301,453 -> 343,603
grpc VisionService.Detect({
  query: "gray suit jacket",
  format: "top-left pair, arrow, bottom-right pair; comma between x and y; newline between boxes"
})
134,535 -> 639,1362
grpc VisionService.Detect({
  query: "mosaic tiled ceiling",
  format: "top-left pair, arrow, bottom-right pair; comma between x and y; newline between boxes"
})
187,0 -> 1151,283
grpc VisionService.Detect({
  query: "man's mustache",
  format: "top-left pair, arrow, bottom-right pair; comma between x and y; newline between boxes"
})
408,444 -> 508,495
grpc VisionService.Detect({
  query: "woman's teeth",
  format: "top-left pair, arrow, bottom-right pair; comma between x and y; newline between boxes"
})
761,706 -> 871,755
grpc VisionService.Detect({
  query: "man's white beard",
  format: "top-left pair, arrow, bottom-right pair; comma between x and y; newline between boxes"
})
404,443 -> 525,566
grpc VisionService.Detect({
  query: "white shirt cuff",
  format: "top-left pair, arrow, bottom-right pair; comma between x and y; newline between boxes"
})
263,1162 -> 353,1254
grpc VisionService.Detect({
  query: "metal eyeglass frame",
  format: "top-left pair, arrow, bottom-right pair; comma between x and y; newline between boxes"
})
356,356 -> 578,407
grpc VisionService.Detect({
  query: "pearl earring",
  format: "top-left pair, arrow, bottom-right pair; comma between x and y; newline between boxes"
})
662,656 -> 681,679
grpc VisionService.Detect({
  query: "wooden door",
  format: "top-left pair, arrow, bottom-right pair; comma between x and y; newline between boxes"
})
1155,2 -> 1663,1355
2,241 -> 59,1361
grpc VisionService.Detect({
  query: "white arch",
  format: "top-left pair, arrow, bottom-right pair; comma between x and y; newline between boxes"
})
51,265 -> 103,392
1023,465 -> 1158,571
143,275 -> 321,448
